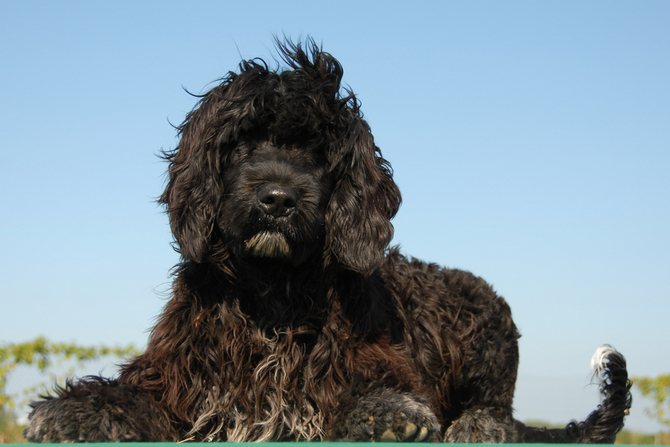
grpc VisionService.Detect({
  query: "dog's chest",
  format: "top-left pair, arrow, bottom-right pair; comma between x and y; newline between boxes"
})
217,329 -> 328,441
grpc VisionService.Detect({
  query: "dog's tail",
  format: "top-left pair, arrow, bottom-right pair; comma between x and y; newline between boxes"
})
516,345 -> 632,443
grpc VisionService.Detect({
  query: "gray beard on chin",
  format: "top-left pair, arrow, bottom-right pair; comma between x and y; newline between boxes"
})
244,231 -> 292,259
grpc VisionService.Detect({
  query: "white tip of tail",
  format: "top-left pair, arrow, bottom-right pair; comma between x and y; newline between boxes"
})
590,344 -> 617,381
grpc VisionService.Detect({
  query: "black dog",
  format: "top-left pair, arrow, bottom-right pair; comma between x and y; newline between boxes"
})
25,40 -> 631,443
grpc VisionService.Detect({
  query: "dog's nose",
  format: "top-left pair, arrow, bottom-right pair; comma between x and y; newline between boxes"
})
258,184 -> 298,217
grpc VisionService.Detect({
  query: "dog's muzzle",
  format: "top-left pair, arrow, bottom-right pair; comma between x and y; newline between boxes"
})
244,231 -> 291,259
244,183 -> 299,259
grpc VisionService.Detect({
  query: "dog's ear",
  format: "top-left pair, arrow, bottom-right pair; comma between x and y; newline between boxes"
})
278,39 -> 402,275
159,93 -> 229,263
325,117 -> 402,276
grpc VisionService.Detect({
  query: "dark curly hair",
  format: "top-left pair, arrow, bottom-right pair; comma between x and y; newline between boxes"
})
24,39 -> 631,443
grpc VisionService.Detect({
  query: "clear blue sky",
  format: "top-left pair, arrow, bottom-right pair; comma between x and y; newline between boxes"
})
2,0 -> 669,433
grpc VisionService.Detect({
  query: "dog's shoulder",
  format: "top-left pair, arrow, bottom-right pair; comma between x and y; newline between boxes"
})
381,248 -> 515,333
382,248 -> 499,302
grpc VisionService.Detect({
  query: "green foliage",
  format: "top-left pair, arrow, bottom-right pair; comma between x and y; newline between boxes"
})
617,429 -> 670,444
0,407 -> 27,443
0,337 -> 139,443
0,337 -> 140,410
633,374 -> 670,429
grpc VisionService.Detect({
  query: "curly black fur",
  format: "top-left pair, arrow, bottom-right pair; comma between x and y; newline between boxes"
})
24,39 -> 631,443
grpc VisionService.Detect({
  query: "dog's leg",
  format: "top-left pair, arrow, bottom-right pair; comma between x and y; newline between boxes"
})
24,376 -> 175,442
443,346 -> 519,444
338,388 -> 440,442
442,277 -> 521,443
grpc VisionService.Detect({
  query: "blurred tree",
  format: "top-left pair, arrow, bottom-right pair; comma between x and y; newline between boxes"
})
1,337 -> 139,411
633,374 -> 670,429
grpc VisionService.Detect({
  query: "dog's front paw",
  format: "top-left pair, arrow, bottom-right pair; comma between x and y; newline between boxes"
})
24,397 -> 74,443
343,389 -> 440,442
23,402 -> 50,443
444,407 -> 515,443
24,377 -> 176,442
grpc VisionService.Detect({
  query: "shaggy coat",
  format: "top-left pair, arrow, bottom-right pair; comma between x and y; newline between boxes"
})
25,41 -> 631,443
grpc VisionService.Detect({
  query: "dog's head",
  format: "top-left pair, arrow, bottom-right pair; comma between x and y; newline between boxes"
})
160,40 -> 401,276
